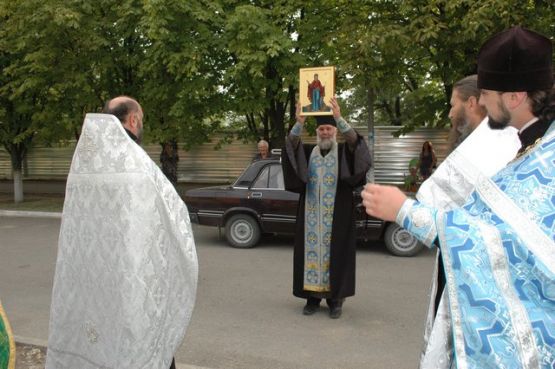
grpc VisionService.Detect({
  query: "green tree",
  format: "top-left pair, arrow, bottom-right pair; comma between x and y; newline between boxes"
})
0,0 -> 149,201
2,0 -> 553,200
323,0 -> 554,136
140,0 -> 227,182
395,0 -> 555,131
222,1 -> 309,148
0,0 -> 55,202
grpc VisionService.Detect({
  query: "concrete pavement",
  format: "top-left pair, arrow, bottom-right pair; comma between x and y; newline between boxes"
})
0,213 -> 436,369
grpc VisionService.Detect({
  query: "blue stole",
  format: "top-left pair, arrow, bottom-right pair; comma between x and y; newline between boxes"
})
303,143 -> 338,292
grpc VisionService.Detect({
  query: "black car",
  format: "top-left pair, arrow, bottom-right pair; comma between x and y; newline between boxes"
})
184,157 -> 424,256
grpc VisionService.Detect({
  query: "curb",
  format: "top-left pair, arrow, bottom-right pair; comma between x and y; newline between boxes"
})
14,335 -> 48,348
177,364 -> 213,369
0,210 -> 62,218
14,336 -> 211,369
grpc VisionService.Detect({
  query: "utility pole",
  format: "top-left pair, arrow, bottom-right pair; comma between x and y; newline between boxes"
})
366,85 -> 375,183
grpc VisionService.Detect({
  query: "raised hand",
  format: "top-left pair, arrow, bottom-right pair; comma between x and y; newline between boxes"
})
295,101 -> 306,124
329,96 -> 341,119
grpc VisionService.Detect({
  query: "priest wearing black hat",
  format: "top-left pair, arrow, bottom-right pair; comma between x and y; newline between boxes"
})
282,96 -> 371,319
361,26 -> 555,369
477,26 -> 554,155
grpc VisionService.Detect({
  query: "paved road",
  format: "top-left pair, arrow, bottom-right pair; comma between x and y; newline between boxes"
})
0,215 -> 436,369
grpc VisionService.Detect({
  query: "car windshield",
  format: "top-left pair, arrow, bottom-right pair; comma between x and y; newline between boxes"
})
232,160 -> 282,188
232,164 -> 258,187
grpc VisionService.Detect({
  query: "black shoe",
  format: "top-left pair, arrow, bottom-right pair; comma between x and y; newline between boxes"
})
303,303 -> 319,315
329,306 -> 342,319
303,297 -> 321,315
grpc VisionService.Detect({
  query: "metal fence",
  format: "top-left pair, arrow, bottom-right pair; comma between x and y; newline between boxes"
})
372,126 -> 449,184
0,126 -> 448,185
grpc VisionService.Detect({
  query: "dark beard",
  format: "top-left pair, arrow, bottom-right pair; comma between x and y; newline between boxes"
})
487,100 -> 511,130
488,115 -> 509,130
136,128 -> 143,145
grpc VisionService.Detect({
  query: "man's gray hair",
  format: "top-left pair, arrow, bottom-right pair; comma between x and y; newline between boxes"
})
453,74 -> 481,101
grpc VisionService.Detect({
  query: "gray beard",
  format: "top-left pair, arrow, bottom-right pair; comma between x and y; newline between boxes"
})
456,120 -> 469,134
457,121 -> 474,142
317,137 -> 335,151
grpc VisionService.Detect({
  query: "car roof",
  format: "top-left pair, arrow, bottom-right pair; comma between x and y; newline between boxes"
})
234,157 -> 281,187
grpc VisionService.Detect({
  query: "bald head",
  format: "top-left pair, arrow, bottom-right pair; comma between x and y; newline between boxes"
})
103,96 -> 144,142
103,96 -> 141,122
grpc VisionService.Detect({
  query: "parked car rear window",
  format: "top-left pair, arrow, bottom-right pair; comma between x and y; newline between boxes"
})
269,165 -> 284,189
252,164 -> 284,190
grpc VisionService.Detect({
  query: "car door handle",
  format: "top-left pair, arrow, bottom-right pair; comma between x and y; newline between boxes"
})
251,192 -> 262,198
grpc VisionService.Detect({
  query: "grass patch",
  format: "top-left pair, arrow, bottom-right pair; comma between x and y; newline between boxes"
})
0,193 -> 64,212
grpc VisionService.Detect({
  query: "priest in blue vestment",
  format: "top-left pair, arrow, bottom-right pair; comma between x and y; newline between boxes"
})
362,26 -> 555,369
282,97 -> 371,319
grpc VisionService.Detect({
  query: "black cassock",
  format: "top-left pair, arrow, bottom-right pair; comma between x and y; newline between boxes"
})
282,133 -> 371,300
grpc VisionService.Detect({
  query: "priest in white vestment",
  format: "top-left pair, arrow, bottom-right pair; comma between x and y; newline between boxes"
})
45,106 -> 198,369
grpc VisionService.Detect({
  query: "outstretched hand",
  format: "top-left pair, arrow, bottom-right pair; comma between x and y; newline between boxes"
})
295,101 -> 306,124
329,96 -> 341,119
361,184 -> 407,222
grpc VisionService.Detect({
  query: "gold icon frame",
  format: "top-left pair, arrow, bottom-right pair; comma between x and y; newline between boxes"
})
299,66 -> 335,116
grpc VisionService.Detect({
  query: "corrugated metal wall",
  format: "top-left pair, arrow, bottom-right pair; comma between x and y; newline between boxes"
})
372,127 -> 449,184
0,150 -> 10,177
0,126 -> 448,185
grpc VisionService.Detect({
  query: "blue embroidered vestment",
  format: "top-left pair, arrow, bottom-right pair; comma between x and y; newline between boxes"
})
398,122 -> 555,369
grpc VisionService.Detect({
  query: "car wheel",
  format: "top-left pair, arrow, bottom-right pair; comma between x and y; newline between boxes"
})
384,223 -> 424,257
225,214 -> 261,249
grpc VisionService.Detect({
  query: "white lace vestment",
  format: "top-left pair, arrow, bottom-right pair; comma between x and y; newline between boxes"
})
45,114 -> 198,369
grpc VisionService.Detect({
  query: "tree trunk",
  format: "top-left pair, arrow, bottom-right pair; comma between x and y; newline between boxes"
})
13,169 -> 23,203
8,144 -> 26,203
263,62 -> 287,149
262,111 -> 270,142
270,103 -> 286,149
160,140 -> 179,186
288,84 -> 296,127
394,96 -> 402,126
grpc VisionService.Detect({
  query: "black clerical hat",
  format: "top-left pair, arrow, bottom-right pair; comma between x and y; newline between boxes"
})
315,115 -> 336,127
477,26 -> 553,92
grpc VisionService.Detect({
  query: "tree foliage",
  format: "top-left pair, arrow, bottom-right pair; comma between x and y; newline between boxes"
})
140,0 -> 226,149
389,0 -> 554,132
0,0 -> 553,199
221,1 -> 306,147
